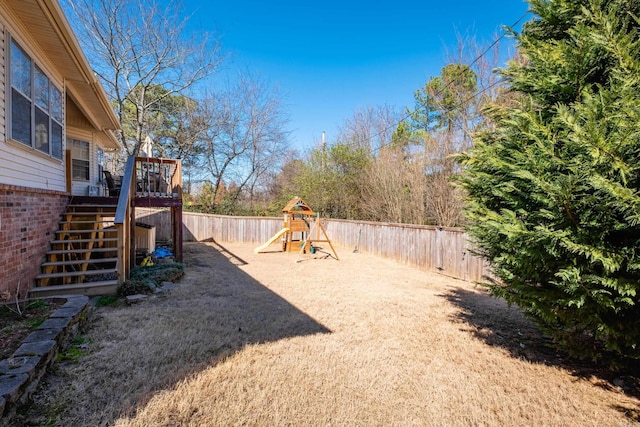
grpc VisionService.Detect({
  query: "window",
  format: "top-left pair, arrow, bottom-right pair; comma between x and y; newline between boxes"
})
9,39 -> 63,159
97,147 -> 104,186
70,139 -> 90,181
97,147 -> 104,167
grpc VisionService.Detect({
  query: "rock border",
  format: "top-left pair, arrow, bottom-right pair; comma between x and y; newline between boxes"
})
0,295 -> 89,426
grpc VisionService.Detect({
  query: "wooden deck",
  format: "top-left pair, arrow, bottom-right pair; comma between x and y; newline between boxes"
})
132,157 -> 183,261
31,156 -> 183,297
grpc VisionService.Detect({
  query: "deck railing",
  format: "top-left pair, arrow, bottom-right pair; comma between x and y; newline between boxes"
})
134,157 -> 182,199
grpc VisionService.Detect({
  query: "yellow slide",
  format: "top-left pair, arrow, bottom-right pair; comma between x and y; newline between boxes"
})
254,228 -> 289,253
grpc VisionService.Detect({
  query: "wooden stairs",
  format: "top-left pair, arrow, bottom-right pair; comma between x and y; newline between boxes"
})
30,200 -> 120,298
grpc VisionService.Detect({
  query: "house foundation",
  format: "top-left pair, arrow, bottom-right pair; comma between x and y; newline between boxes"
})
0,184 -> 68,299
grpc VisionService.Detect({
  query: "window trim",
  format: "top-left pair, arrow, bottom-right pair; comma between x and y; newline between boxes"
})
69,138 -> 91,182
6,34 -> 64,161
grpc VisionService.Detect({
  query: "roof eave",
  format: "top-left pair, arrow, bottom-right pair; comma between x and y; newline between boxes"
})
39,0 -> 122,148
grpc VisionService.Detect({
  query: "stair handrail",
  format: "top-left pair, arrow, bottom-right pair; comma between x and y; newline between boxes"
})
114,156 -> 136,282
115,156 -> 135,224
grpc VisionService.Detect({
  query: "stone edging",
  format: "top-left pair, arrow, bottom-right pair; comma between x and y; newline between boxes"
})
0,296 -> 89,426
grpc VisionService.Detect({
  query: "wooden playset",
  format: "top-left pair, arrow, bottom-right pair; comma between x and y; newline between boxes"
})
255,197 -> 338,259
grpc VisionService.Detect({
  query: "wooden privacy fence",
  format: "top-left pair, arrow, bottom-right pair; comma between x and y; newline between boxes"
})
327,220 -> 494,283
135,209 -> 494,283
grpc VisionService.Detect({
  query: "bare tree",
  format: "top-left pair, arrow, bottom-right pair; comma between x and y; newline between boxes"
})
62,0 -> 224,160
148,94 -> 211,192
202,73 -> 289,211
419,33 -> 514,226
445,31 -> 528,139
336,104 -> 401,152
362,146 -> 425,224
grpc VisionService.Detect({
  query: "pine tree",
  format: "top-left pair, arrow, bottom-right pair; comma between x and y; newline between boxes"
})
458,0 -> 640,364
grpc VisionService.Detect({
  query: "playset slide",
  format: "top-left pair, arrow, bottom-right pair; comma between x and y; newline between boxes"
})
254,228 -> 289,253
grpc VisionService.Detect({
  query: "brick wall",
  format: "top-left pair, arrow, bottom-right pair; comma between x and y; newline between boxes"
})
0,184 -> 69,299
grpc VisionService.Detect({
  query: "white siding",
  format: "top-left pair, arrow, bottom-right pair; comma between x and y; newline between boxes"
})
0,18 -> 66,192
0,137 -> 66,192
0,142 -> 65,190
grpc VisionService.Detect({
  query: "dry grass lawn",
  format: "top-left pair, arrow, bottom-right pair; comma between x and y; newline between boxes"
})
16,241 -> 640,426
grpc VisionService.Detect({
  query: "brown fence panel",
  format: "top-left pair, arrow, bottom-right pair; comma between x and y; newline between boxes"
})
205,215 -> 282,243
136,208 -> 171,240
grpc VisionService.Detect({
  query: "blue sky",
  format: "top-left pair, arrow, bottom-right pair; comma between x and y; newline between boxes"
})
183,0 -> 531,151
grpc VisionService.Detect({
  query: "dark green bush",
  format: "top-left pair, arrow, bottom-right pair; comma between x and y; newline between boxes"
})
95,295 -> 119,307
458,0 -> 640,367
130,262 -> 185,284
117,262 -> 185,297
117,279 -> 156,297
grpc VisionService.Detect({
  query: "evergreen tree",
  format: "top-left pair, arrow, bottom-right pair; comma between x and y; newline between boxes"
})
458,0 -> 640,364
409,63 -> 477,136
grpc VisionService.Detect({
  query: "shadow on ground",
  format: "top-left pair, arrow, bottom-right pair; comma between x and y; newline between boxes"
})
183,241 -> 332,342
443,286 -> 640,421
15,241 -> 331,426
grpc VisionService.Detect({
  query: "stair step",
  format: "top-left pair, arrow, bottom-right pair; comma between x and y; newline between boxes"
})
30,281 -> 119,298
50,238 -> 118,244
63,212 -> 116,216
67,204 -> 118,209
66,205 -> 116,209
59,220 -> 115,225
41,257 -> 118,267
55,229 -> 118,234
36,268 -> 117,280
47,247 -> 117,255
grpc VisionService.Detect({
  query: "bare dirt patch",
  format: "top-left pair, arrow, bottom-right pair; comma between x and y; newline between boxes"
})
0,299 -> 61,360
14,242 -> 640,426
